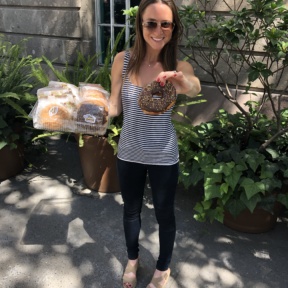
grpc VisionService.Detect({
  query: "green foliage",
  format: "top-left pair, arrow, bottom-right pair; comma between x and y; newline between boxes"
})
0,35 -> 42,149
95,28 -> 126,92
122,6 -> 139,27
179,0 -> 288,145
177,0 -> 288,223
34,28 -> 126,93
122,6 -> 139,18
177,105 -> 288,223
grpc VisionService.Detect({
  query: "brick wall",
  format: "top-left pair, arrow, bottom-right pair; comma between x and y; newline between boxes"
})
0,0 -> 95,65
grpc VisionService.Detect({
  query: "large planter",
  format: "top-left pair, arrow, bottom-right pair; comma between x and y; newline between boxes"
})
224,202 -> 283,233
0,144 -> 24,181
76,134 -> 120,193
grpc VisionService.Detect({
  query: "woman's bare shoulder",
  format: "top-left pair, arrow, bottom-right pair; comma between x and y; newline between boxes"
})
114,50 -> 131,63
116,50 -> 126,59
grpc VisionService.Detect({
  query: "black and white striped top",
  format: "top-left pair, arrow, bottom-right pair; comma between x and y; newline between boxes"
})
117,51 -> 179,165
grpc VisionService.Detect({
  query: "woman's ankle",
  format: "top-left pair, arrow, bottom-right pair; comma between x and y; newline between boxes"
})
127,258 -> 139,266
153,268 -> 169,277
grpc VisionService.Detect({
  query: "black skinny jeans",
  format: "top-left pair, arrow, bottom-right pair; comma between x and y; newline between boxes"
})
117,158 -> 179,271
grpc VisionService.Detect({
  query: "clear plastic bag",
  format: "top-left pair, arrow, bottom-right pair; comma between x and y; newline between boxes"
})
30,82 -> 110,135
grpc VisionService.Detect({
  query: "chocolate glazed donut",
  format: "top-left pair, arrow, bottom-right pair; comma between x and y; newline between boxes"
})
138,81 -> 177,115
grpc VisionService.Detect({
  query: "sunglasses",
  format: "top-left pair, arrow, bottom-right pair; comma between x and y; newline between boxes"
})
142,21 -> 175,30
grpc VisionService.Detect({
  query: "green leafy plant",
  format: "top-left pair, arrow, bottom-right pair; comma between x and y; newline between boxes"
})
0,35 -> 42,150
123,6 -> 139,29
177,106 -> 288,223
179,0 -> 288,146
177,0 -> 288,222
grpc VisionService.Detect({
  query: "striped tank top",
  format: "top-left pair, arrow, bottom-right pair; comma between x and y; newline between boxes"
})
117,51 -> 179,165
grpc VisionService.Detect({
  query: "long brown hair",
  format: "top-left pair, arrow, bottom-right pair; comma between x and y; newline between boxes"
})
127,0 -> 183,76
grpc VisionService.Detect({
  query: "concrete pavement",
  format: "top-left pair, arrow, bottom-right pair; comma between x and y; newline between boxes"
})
0,136 -> 288,288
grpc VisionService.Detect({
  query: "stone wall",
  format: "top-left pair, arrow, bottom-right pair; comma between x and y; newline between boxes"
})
0,0 -> 95,65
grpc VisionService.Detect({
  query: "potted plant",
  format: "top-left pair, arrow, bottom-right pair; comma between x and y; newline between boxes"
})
0,35 -> 42,181
176,0 -> 288,232
176,107 -> 288,232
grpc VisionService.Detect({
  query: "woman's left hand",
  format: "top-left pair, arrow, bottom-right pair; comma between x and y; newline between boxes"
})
156,62 -> 201,98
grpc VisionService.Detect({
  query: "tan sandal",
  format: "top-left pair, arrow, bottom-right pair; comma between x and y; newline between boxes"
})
146,268 -> 171,288
122,260 -> 139,288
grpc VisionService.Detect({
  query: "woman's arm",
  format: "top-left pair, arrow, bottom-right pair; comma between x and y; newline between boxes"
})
156,61 -> 201,98
109,51 -> 125,117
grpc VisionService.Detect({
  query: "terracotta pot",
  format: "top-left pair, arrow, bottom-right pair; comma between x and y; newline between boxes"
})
0,144 -> 25,181
224,202 -> 283,233
75,134 -> 120,193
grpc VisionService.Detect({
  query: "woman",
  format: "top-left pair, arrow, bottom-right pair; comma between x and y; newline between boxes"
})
109,1 -> 201,287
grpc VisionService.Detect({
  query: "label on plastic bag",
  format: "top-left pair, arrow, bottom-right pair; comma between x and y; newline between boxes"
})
48,106 -> 59,117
